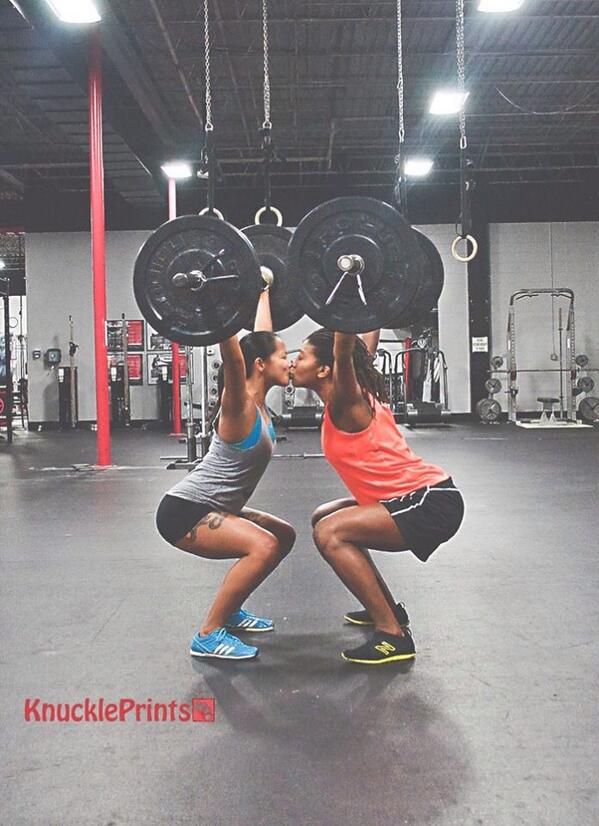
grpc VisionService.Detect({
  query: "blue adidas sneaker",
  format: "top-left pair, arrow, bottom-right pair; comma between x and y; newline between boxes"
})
190,627 -> 258,660
226,607 -> 274,633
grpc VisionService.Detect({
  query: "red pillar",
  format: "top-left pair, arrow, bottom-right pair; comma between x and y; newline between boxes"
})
403,337 -> 412,402
168,177 -> 182,435
89,30 -> 111,465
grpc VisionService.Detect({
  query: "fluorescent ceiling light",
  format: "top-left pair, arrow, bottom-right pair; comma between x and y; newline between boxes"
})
405,157 -> 434,177
161,162 -> 193,180
478,0 -> 524,12
44,0 -> 101,23
0,260 -> 5,270
429,89 -> 470,115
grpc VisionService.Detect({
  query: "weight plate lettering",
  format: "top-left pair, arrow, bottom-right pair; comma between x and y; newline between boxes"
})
288,197 -> 424,333
133,215 -> 262,346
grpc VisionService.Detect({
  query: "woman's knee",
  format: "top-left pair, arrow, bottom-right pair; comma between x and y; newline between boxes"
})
311,504 -> 330,528
311,498 -> 356,528
313,519 -> 342,559
277,523 -> 296,556
247,533 -> 284,566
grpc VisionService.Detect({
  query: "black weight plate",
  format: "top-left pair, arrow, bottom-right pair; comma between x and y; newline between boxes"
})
579,396 -> 599,423
287,197 -> 424,333
575,354 -> 589,368
393,228 -> 445,328
485,378 -> 502,394
476,398 -> 502,422
241,224 -> 304,332
577,375 -> 595,393
491,355 -> 504,369
133,215 -> 262,347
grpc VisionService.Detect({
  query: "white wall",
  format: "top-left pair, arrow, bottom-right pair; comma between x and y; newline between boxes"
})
490,222 -> 599,410
27,231 -> 153,422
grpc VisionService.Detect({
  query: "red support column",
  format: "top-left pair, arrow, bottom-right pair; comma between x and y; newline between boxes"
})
403,337 -> 412,403
168,177 -> 182,435
88,30 -> 111,466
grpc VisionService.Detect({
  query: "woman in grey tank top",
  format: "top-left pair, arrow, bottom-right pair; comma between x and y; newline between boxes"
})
156,286 -> 296,660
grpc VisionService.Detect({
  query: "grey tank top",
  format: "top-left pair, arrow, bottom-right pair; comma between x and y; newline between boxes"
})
166,407 -> 276,514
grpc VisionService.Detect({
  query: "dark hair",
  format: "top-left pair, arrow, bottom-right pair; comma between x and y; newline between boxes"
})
305,329 -> 388,413
209,331 -> 279,430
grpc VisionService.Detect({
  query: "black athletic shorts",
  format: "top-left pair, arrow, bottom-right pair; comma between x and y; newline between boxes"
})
156,494 -> 215,546
380,477 -> 464,562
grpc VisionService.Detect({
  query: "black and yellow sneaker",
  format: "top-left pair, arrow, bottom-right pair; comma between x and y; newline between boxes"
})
341,629 -> 416,664
343,602 -> 410,628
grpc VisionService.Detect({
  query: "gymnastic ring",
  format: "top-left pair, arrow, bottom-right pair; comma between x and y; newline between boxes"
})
254,205 -> 283,227
199,206 -> 224,220
451,234 -> 478,263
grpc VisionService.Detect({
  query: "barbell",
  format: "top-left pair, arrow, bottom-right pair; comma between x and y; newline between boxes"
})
133,197 -> 445,346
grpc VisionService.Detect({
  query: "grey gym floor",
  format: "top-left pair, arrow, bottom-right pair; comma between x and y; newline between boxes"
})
1,423 -> 598,826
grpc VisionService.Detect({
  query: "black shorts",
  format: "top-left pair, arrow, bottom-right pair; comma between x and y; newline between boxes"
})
156,494 -> 215,546
380,477 -> 464,562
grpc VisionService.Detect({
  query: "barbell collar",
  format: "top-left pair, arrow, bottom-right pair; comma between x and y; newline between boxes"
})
337,254 -> 365,275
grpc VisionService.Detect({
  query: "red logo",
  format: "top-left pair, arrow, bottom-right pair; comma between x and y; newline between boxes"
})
192,697 -> 215,722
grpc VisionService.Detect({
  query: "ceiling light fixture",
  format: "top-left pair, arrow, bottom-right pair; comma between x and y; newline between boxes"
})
429,89 -> 470,115
478,0 -> 524,12
161,162 -> 193,180
44,0 -> 101,23
404,158 -> 434,177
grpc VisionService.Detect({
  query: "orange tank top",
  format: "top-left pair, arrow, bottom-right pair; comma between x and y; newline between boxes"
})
321,398 -> 448,504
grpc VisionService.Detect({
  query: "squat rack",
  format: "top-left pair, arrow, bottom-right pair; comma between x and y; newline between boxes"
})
497,289 -> 577,423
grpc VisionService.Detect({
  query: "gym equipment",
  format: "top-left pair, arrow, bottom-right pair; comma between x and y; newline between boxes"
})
485,378 -> 501,394
108,363 -> 128,427
451,0 -> 478,263
133,214 -> 263,347
577,376 -> 594,393
121,314 -> 131,426
487,288 -> 598,428
476,398 -> 502,423
536,397 -> 560,425
378,336 -> 451,425
67,315 -> 78,428
58,367 -> 78,430
161,348 -> 199,469
287,196 -> 425,333
241,224 -> 303,331
391,228 -> 445,329
0,276 -> 12,443
134,198 -> 436,343
279,384 -> 323,430
508,289 -> 575,424
578,396 -> 599,424
251,0 -> 286,229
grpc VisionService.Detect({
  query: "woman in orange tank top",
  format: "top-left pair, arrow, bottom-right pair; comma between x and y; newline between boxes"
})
290,329 -> 464,665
